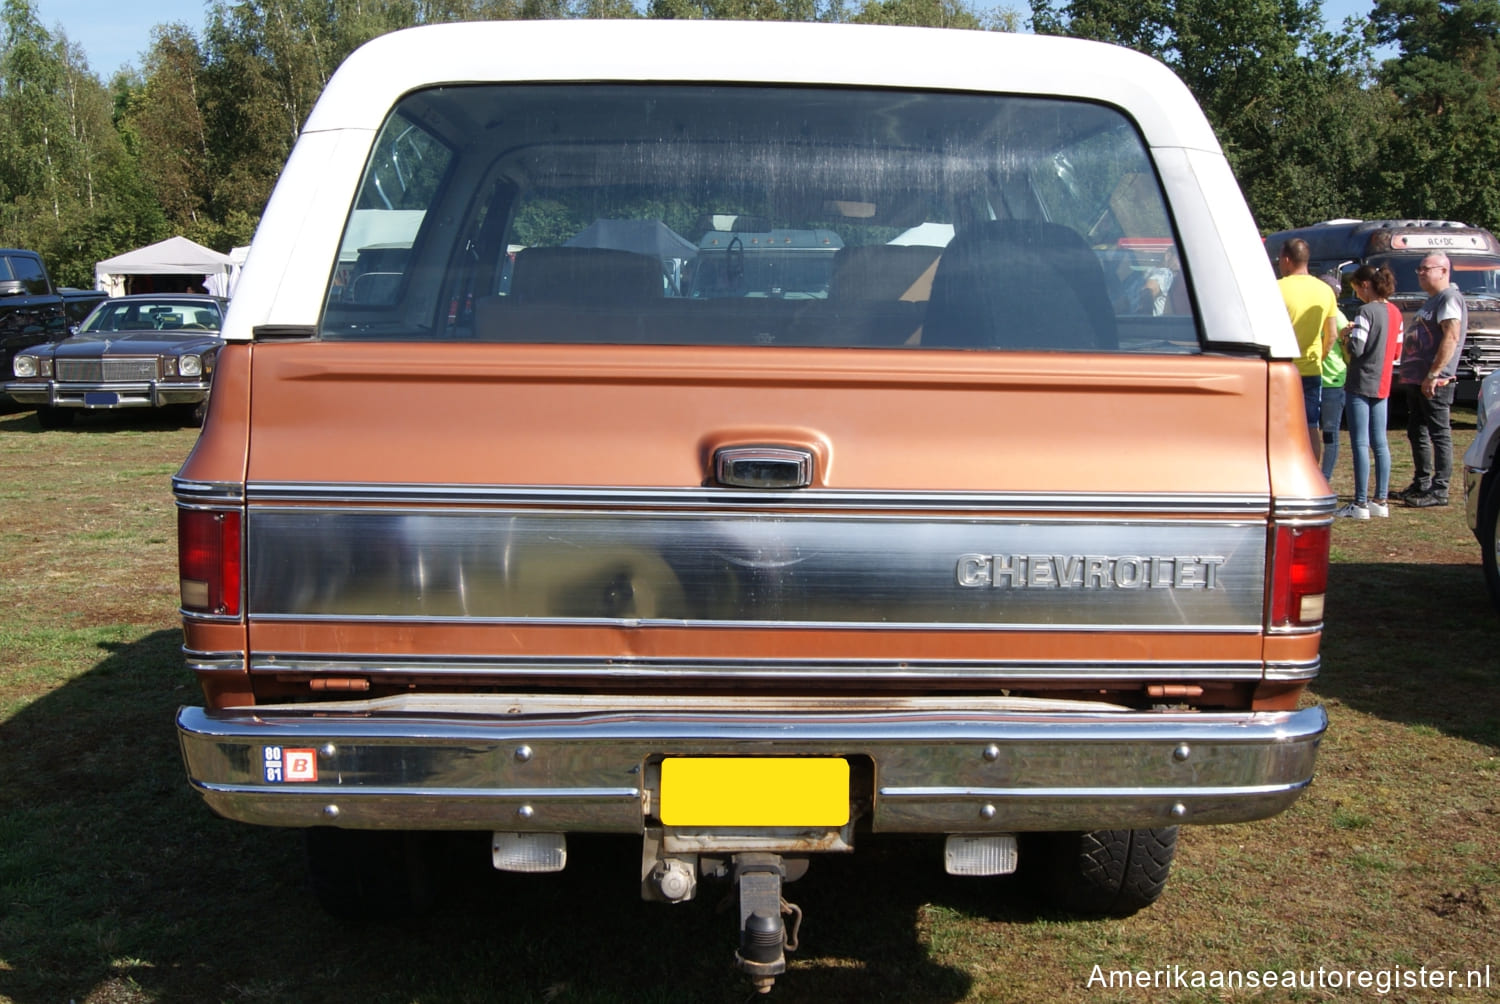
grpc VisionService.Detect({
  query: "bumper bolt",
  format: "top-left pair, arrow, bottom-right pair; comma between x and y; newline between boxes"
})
1173,743 -> 1191,762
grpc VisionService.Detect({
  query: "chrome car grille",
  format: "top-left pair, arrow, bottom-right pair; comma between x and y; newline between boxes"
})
56,358 -> 159,382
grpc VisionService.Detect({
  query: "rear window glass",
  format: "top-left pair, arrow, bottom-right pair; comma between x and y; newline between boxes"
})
320,85 -> 1198,353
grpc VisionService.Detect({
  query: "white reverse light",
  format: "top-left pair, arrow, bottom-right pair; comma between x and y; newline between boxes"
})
944,834 -> 1018,876
491,831 -> 567,873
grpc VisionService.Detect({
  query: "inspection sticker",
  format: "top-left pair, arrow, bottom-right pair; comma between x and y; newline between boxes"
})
263,746 -> 319,783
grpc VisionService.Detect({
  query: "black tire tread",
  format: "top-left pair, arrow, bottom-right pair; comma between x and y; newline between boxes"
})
1030,826 -> 1178,917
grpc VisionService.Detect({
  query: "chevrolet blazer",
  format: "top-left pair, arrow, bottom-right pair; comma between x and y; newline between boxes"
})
174,19 -> 1329,992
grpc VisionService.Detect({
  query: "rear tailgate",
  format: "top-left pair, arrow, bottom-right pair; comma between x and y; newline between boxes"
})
233,340 -> 1298,704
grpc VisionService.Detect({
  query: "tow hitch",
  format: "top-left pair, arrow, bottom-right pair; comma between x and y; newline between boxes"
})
731,854 -> 803,994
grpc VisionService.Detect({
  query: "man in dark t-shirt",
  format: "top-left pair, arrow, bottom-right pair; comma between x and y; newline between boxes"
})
1397,253 -> 1467,507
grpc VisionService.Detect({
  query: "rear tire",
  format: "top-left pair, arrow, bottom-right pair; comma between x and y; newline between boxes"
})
35,406 -> 74,429
304,829 -> 438,921
1022,827 -> 1178,917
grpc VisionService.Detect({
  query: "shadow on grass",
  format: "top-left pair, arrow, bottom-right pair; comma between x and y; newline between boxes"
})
0,630 -> 992,1004
0,404 -> 198,434
1318,561 -> 1500,748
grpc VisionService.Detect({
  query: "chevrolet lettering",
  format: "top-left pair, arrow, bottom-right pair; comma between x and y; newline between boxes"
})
173,21 -> 1330,994
956,554 -> 1227,590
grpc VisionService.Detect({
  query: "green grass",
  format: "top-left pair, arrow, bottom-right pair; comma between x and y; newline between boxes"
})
3,403 -> 1500,1003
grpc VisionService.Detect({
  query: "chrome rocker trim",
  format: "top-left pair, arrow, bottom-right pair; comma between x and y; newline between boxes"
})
178,702 -> 1326,835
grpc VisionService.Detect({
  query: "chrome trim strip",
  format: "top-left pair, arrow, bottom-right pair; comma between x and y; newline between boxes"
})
177,704 -> 1326,833
182,609 -> 245,625
194,783 -> 641,802
247,654 -> 1269,681
879,782 -> 1304,799
244,507 -> 1269,628
245,613 -> 1264,633
1264,658 -> 1320,681
246,481 -> 1274,515
1272,495 -> 1338,519
174,479 -> 246,503
185,649 -> 246,672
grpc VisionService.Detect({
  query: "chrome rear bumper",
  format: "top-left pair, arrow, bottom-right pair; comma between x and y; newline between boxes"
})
177,700 -> 1326,836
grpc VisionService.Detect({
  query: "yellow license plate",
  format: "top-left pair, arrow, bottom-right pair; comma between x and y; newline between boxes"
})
658,758 -> 850,827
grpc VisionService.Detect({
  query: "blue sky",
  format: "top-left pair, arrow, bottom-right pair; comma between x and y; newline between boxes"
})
34,0 -> 210,77
38,0 -> 1384,79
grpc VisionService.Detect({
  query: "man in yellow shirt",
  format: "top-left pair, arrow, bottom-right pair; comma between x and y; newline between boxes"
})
1276,238 -> 1341,465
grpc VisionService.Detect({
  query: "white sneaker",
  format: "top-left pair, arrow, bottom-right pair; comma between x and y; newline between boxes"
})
1366,500 -> 1390,518
1334,502 -> 1370,520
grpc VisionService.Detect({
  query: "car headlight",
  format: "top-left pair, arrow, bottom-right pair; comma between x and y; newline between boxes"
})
13,355 -> 37,378
178,354 -> 202,377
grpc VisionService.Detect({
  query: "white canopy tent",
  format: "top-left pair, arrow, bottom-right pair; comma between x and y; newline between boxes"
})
95,236 -> 235,298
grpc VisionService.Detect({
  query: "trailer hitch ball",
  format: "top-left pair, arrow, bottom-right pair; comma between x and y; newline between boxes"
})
739,911 -> 786,994
741,910 -> 784,963
733,856 -> 791,993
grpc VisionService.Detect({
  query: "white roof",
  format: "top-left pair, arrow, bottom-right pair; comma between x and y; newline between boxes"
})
302,21 -> 1221,153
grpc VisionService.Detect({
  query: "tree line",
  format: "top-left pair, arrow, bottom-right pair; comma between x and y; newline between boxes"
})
1,0 -> 1496,286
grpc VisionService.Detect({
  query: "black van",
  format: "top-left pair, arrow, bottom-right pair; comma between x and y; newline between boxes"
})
1263,219 -> 1500,399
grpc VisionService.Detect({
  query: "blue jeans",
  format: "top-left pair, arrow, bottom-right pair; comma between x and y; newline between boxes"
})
1301,375 -> 1322,425
1345,392 -> 1390,505
1319,385 -> 1345,482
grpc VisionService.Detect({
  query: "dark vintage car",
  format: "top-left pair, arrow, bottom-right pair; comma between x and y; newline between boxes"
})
6,293 -> 227,428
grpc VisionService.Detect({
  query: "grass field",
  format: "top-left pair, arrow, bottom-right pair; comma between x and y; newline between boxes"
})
2,403 -> 1498,1003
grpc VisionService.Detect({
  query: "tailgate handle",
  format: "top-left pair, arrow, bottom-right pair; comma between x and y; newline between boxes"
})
714,446 -> 814,489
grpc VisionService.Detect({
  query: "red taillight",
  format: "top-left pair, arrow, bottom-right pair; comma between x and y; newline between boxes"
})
1269,523 -> 1331,628
179,508 -> 243,616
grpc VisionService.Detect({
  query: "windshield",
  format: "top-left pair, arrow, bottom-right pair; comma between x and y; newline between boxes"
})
1372,254 -> 1500,299
321,84 -> 1198,353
